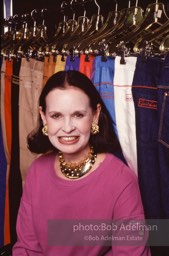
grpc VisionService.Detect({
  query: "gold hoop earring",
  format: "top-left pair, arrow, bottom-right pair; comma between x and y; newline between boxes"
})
91,123 -> 99,135
42,124 -> 48,136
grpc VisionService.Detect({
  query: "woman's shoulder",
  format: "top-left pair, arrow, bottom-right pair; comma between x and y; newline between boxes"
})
104,153 -> 127,169
31,151 -> 55,165
104,153 -> 138,183
25,152 -> 55,178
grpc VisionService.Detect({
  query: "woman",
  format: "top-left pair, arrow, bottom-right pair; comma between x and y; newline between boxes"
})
13,70 -> 150,255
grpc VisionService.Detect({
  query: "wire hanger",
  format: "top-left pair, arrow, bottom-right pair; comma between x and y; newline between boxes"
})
60,1 -> 69,34
134,19 -> 169,53
50,0 -> 69,46
94,0 -> 101,30
57,0 -> 90,51
52,0 -> 80,51
70,0 -> 77,23
1,16 -> 17,54
55,0 -> 103,53
90,0 -> 143,53
31,9 -> 38,37
159,34 -> 169,53
94,0 -> 100,15
76,1 -> 120,52
106,0 -> 144,52
123,0 -> 169,50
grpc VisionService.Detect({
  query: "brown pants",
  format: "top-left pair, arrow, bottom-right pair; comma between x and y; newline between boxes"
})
19,58 -> 44,183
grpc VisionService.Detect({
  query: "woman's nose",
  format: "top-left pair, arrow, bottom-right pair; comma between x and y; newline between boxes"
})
62,118 -> 75,133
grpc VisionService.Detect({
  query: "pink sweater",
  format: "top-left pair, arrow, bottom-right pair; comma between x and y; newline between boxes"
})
13,153 -> 151,255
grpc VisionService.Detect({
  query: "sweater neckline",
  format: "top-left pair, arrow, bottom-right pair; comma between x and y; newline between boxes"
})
49,153 -> 111,186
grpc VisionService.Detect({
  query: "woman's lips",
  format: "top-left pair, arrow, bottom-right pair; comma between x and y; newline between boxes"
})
58,136 -> 79,145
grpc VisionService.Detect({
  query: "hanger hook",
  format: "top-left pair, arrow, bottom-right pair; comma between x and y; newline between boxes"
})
94,0 -> 100,16
70,0 -> 76,19
61,1 -> 67,9
31,9 -> 38,20
135,0 -> 138,7
128,0 -> 131,8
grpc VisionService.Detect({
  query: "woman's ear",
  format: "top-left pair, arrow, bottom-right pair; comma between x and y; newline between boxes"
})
39,106 -> 47,125
93,104 -> 101,124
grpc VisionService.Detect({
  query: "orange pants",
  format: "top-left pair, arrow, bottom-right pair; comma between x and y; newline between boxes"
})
4,59 -> 13,244
79,54 -> 95,79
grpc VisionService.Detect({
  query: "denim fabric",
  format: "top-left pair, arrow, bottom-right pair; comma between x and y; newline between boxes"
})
91,56 -> 117,135
0,122 -> 7,247
157,53 -> 169,218
0,58 -> 8,160
132,55 -> 163,219
65,55 -> 80,71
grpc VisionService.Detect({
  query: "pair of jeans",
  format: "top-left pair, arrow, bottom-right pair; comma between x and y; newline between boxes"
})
0,58 -> 8,160
132,55 -> 163,219
91,56 -> 117,135
0,122 -> 6,247
157,53 -> 169,218
65,55 -> 80,71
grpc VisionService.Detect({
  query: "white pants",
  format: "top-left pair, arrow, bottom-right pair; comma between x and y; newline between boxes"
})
113,56 -> 138,175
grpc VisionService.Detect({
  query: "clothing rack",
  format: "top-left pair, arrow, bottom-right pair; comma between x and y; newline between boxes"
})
1,0 -> 169,62
1,2 -> 169,253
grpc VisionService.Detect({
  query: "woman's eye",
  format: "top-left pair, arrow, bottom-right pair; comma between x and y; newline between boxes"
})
51,113 -> 61,119
74,112 -> 84,118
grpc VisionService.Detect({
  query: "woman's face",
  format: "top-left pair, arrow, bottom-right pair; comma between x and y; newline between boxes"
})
40,86 -> 101,161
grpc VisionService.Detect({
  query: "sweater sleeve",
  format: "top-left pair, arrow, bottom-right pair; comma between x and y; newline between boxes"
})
12,165 -> 43,255
110,165 -> 151,256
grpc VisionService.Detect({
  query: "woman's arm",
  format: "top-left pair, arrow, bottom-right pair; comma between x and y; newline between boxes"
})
12,167 -> 43,255
111,165 -> 151,256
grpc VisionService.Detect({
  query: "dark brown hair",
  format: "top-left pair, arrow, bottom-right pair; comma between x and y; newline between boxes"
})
27,70 -> 122,155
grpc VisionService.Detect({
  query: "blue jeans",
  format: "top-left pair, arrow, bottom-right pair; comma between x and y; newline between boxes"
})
157,53 -> 169,218
132,55 -> 163,219
0,122 -> 7,246
65,55 -> 80,71
91,56 -> 118,135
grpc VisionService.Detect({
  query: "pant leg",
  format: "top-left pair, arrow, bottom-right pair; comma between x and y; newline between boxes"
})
132,55 -> 163,219
9,58 -> 22,243
0,121 -> 7,247
30,59 -> 44,127
54,55 -> 66,73
79,54 -> 95,79
114,56 -> 138,174
42,55 -> 55,87
4,59 -> 13,244
0,57 -> 6,246
19,58 -> 36,184
91,56 -> 117,135
65,55 -> 80,71
157,53 -> 169,218
0,58 -> 8,160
